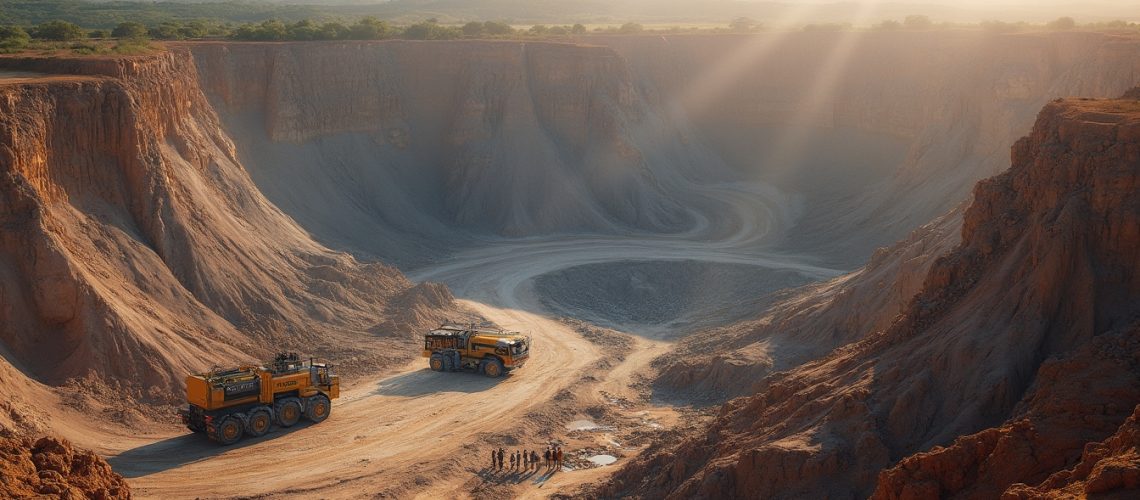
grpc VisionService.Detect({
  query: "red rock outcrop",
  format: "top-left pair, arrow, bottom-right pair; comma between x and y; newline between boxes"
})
598,92 -> 1140,499
0,430 -> 129,499
1003,404 -> 1140,499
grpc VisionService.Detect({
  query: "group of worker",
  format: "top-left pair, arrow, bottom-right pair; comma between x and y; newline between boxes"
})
490,445 -> 565,472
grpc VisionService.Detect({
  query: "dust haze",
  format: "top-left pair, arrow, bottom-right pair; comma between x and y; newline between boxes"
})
1,2 -> 1140,500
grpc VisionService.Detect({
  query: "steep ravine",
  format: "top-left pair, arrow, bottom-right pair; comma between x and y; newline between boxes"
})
598,92 -> 1140,499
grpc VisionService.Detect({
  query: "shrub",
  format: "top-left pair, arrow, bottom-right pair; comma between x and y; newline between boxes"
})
149,22 -> 186,40
874,20 -> 902,31
903,15 -> 933,30
32,20 -> 85,41
403,21 -> 459,40
1047,17 -> 1077,30
348,17 -> 392,40
484,21 -> 513,35
112,22 -> 148,40
232,20 -> 288,41
179,21 -> 210,39
317,22 -> 348,40
618,22 -> 643,34
0,25 -> 31,50
462,21 -> 484,36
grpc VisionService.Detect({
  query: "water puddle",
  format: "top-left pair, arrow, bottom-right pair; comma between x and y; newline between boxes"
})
588,454 -> 618,466
565,419 -> 600,431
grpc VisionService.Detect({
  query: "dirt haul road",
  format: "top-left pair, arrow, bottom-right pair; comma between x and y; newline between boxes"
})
90,182 -> 840,498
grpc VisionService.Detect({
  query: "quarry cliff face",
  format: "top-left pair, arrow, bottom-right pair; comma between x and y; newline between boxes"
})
0,52 -> 455,404
593,32 -> 1140,261
186,41 -> 700,258
177,34 -> 1140,268
601,92 -> 1140,499
629,30 -> 1140,404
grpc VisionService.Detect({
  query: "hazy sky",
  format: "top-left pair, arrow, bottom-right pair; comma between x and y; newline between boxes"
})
283,1 -> 1140,24
731,1 -> 1140,23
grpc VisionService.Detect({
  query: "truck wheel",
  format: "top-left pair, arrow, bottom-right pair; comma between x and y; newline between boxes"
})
429,354 -> 445,372
482,358 -> 504,378
305,395 -> 331,423
275,398 -> 302,427
214,416 -> 243,445
246,408 -> 272,437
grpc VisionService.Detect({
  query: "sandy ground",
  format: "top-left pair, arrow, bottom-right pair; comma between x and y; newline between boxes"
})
67,181 -> 842,498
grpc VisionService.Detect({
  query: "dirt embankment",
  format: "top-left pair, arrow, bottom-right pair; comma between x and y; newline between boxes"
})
0,430 -> 129,499
0,52 -> 467,422
653,206 -> 962,403
597,92 -> 1140,499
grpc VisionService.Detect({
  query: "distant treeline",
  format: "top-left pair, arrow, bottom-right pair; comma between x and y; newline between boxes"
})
0,18 -> 650,48
0,0 -> 323,28
3,9 -> 1138,55
230,19 -> 613,41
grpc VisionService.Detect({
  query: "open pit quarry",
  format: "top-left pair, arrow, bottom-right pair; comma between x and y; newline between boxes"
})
1,31 -> 1139,498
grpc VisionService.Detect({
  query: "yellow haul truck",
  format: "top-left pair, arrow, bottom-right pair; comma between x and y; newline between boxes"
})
180,353 -> 339,445
423,323 -> 531,377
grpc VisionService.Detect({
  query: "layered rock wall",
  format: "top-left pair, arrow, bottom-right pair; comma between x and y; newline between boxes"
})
601,92 -> 1140,499
187,41 -> 702,258
0,52 -> 455,397
593,32 -> 1140,260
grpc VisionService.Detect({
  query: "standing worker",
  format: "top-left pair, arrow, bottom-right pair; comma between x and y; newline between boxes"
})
497,447 -> 505,470
523,450 -> 529,470
557,446 -> 564,469
531,450 -> 540,471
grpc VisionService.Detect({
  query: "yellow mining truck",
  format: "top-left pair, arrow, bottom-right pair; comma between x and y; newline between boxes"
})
423,323 -> 531,377
179,353 -> 339,445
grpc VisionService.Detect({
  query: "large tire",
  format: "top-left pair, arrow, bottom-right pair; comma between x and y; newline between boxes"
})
246,408 -> 272,437
305,395 -> 331,423
482,358 -> 504,378
213,416 -> 243,445
429,353 -> 445,372
275,398 -> 302,428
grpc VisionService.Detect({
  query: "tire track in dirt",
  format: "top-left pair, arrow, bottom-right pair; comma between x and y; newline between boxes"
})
99,182 -> 841,498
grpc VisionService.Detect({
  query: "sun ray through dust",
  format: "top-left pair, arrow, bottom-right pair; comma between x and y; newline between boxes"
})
674,3 -> 822,118
760,0 -> 885,183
